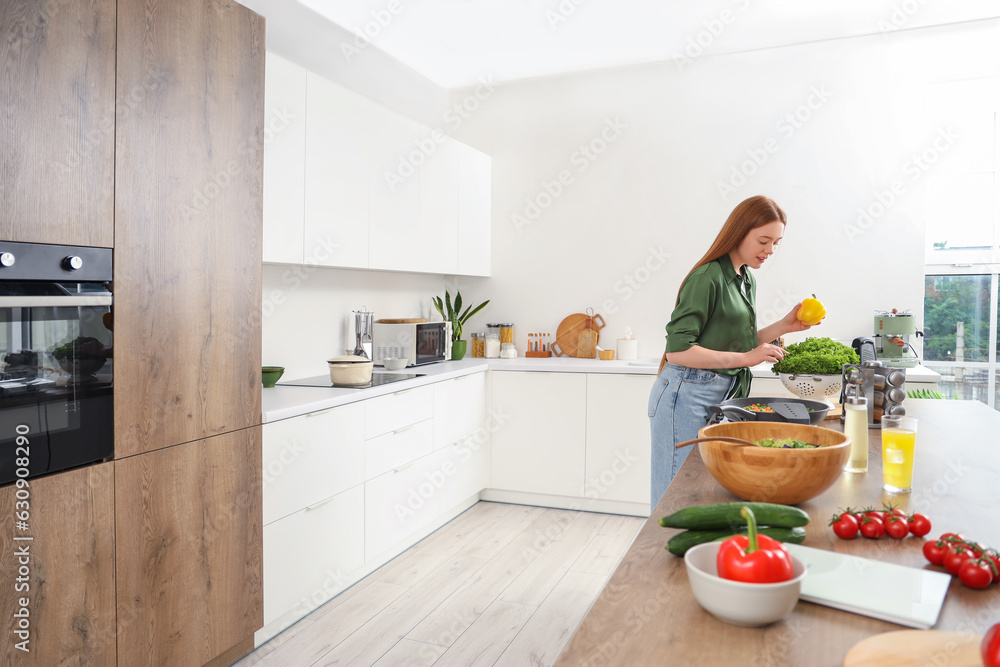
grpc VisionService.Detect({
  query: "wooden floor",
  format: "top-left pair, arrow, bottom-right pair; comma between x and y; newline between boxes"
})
233,501 -> 644,667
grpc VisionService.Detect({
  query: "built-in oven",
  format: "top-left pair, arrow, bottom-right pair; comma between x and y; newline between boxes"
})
0,241 -> 113,486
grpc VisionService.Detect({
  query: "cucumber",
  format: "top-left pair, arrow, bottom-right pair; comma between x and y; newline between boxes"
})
665,526 -> 807,556
659,502 -> 810,530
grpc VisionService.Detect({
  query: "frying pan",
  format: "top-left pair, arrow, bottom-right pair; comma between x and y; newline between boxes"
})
708,396 -> 830,426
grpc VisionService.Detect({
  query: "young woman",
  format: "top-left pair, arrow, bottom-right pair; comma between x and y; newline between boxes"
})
648,195 -> 817,510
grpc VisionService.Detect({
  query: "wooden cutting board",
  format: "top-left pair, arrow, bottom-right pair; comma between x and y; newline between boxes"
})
842,630 -> 982,666
552,312 -> 605,357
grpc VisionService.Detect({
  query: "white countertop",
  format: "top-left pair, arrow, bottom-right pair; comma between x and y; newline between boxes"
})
262,356 -> 942,422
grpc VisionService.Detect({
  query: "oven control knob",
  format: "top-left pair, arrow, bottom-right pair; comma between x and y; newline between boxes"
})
0,252 -> 14,268
63,255 -> 84,271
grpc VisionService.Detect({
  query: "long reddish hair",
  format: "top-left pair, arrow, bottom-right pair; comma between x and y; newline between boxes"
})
675,195 -> 786,305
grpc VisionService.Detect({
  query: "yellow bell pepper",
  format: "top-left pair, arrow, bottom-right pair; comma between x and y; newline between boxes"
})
796,294 -> 825,326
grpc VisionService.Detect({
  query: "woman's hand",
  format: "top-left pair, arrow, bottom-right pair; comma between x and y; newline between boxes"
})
743,342 -> 786,366
783,301 -> 820,333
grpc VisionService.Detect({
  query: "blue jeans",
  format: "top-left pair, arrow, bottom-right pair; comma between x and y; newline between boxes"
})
649,363 -> 736,511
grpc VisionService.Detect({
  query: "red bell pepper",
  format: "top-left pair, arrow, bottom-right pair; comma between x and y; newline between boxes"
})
984,623 -> 1000,667
716,506 -> 795,583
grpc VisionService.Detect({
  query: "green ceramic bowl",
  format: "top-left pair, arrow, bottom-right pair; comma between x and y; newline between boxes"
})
262,366 -> 285,388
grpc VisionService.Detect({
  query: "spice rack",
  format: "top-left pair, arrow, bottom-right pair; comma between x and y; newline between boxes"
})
526,332 -> 552,358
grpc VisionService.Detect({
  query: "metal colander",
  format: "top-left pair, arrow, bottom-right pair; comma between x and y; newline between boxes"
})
777,373 -> 843,401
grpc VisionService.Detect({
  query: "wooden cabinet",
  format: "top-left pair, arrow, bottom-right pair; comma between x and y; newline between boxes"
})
303,73 -> 372,268
0,463 -> 116,666
585,374 -> 653,505
115,428 -> 263,667
490,371 -> 587,496
0,0 -> 116,247
114,0 -> 264,457
263,52 -> 307,265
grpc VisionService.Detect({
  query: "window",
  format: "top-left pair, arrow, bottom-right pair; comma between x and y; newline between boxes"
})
922,77 -> 999,410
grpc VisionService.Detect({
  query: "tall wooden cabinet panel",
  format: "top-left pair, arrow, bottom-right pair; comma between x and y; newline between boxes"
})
115,428 -> 263,667
0,463 -> 116,666
114,0 -> 265,457
0,0 -> 115,246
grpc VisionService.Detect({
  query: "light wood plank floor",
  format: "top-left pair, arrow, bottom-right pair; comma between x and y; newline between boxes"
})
233,502 -> 644,667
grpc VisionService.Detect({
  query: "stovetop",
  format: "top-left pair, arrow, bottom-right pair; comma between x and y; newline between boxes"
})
277,372 -> 424,390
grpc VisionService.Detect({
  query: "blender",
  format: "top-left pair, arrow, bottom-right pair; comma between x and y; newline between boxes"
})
352,307 -> 374,360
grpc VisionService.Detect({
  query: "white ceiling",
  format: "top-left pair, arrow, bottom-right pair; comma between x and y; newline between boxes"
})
297,0 -> 1000,88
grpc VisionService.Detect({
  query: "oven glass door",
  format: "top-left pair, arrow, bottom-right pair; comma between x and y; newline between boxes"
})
1,300 -> 113,486
414,324 -> 447,365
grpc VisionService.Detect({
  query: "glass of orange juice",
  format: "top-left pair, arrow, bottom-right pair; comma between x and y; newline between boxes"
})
881,415 -> 917,493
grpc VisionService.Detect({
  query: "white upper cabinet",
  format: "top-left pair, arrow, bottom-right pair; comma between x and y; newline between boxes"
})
262,53 -> 306,264
262,53 -> 491,276
416,130 -> 460,275
304,73 -> 372,269
457,144 -> 492,277
367,106 -> 423,272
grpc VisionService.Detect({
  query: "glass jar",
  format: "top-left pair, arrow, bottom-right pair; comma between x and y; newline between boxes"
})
500,342 -> 517,359
484,333 -> 501,358
498,323 -> 514,345
470,333 -> 485,358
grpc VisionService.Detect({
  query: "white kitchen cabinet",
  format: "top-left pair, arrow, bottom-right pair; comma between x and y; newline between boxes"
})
490,371 -> 587,497
457,144 -> 492,277
364,440 -> 484,560
368,106 -> 423,272
433,372 -> 487,450
262,53 -> 306,264
416,130 -> 460,274
263,484 -> 364,628
365,418 -> 434,479
364,384 -> 435,439
303,73 -> 372,268
261,402 -> 365,525
585,374 -> 653,505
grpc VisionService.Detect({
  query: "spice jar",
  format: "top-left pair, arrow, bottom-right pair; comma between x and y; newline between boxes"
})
484,332 -> 500,358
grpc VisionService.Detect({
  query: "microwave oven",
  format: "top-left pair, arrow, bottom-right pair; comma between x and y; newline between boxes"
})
372,321 -> 451,367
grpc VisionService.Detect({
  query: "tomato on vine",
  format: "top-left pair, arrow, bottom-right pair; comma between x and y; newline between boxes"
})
907,513 -> 931,537
830,511 -> 859,539
885,515 -> 909,539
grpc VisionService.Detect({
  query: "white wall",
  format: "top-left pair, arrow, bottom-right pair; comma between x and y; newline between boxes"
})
261,264 -> 448,380
449,19 -> 1000,359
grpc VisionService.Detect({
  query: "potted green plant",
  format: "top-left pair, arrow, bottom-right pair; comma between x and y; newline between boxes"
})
432,290 -> 489,360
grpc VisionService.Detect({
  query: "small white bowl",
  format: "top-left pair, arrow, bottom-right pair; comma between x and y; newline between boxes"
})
684,541 -> 806,627
382,357 -> 408,371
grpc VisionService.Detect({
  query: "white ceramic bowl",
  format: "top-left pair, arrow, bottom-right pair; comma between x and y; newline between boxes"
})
684,541 -> 806,627
382,357 -> 408,371
327,355 -> 374,386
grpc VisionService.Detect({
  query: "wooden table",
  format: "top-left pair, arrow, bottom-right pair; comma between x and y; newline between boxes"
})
556,400 -> 1000,666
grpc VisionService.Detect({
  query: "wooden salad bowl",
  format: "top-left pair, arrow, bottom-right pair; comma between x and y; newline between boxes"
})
696,421 -> 851,505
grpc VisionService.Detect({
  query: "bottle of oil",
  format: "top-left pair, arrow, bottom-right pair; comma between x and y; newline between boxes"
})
843,392 -> 869,473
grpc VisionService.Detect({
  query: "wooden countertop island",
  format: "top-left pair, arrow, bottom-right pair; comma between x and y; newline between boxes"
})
556,399 -> 1000,666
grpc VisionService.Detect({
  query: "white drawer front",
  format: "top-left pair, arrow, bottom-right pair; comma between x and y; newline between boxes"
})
433,372 -> 487,450
263,485 -> 365,627
364,418 -> 433,479
262,402 -> 365,525
364,384 -> 434,439
364,442 -> 484,560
